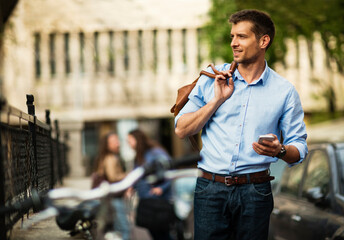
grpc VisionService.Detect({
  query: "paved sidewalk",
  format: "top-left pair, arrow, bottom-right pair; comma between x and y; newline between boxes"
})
10,177 -> 151,240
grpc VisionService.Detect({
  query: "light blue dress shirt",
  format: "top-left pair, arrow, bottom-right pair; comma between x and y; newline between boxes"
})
175,62 -> 308,175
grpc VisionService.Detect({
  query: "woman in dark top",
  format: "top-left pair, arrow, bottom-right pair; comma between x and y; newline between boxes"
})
127,129 -> 172,240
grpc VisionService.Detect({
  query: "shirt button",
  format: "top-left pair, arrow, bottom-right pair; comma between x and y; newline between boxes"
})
231,163 -> 234,166
243,105 -> 245,107
236,144 -> 238,146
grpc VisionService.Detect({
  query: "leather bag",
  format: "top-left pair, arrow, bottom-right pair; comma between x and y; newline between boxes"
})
170,61 -> 237,117
170,61 -> 238,151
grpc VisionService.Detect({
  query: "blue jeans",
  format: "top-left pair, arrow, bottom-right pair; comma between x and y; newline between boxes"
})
194,177 -> 273,240
111,198 -> 131,240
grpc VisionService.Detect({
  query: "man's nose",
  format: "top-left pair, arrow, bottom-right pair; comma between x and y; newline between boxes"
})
231,37 -> 238,47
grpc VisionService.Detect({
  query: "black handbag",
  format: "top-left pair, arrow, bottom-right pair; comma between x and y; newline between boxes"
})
135,198 -> 176,231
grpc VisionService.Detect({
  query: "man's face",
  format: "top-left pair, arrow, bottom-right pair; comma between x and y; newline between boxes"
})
230,21 -> 263,64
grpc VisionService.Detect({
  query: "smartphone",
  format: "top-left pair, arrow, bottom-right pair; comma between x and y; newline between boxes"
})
258,134 -> 274,144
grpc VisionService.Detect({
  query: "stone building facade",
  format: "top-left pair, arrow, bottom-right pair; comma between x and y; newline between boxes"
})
1,0 -> 343,177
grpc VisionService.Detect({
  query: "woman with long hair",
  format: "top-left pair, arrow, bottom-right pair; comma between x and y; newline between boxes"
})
92,132 -> 130,240
127,129 -> 173,240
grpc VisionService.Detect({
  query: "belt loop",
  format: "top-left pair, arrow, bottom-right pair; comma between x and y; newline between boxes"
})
212,173 -> 215,182
246,173 -> 250,184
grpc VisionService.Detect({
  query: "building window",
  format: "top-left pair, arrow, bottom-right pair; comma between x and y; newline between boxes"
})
34,32 -> 41,79
167,29 -> 172,72
124,31 -> 129,71
182,29 -> 187,72
49,33 -> 56,77
64,33 -> 71,75
138,30 -> 143,72
79,32 -> 85,74
108,31 -> 115,75
153,29 -> 158,73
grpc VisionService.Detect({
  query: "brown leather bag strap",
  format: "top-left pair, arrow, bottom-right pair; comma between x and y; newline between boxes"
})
199,63 -> 235,79
198,63 -> 218,79
208,63 -> 221,75
199,70 -> 216,79
206,62 -> 238,77
188,135 -> 200,152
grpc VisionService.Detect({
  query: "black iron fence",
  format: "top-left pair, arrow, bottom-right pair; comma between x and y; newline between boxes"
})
0,95 -> 69,239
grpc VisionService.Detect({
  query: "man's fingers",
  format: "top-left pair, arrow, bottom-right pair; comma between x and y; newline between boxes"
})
220,70 -> 232,79
228,77 -> 234,86
215,74 -> 227,80
253,142 -> 275,156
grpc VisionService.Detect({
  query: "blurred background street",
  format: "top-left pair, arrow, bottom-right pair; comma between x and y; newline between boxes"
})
1,0 -> 344,239
1,0 -> 344,179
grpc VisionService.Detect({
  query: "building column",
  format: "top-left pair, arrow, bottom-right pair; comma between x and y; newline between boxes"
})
127,30 -> 139,103
50,33 -> 65,108
35,32 -> 49,107
94,31 -> 108,106
82,31 -> 94,107
154,29 -> 169,102
200,30 -> 210,69
60,120 -> 85,177
128,30 -> 139,76
140,29 -> 155,102
171,29 -> 184,75
70,32 -> 83,110
186,28 -> 198,75
169,29 -> 184,93
112,30 -> 128,104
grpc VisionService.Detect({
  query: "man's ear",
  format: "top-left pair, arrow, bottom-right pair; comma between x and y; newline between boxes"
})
260,35 -> 270,50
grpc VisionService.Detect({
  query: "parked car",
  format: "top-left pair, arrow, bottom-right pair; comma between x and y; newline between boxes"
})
269,142 -> 344,240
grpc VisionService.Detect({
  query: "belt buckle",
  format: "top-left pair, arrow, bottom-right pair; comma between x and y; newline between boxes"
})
225,176 -> 239,186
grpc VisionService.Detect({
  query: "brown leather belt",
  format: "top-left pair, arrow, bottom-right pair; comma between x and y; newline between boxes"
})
201,169 -> 274,186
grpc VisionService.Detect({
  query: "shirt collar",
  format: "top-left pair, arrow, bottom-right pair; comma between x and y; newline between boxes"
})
232,61 -> 270,85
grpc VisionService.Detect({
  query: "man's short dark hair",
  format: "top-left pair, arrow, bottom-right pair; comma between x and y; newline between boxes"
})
229,9 -> 275,50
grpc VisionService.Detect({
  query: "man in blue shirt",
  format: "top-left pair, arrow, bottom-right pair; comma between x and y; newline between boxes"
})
175,9 -> 307,240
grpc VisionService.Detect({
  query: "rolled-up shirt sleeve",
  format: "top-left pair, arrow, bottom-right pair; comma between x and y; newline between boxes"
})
280,87 -> 308,167
175,100 -> 201,127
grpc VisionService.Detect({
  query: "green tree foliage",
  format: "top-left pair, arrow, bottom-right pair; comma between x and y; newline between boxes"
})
205,0 -> 344,73
203,0 -> 237,62
204,0 -> 344,113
